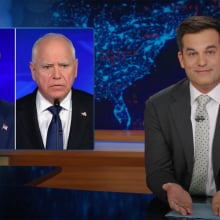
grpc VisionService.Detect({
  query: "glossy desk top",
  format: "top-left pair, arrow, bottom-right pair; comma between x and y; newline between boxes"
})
0,166 -> 176,219
0,166 -> 61,186
3,185 -> 210,220
0,186 -> 160,219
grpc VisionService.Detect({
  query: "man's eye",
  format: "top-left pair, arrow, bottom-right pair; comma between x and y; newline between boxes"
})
42,65 -> 51,69
188,52 -> 197,57
61,64 -> 69,68
206,50 -> 215,55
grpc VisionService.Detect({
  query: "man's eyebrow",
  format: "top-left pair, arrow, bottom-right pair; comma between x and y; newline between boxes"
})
205,45 -> 217,50
185,47 -> 196,51
58,62 -> 70,64
185,45 -> 217,51
58,62 -> 70,65
40,63 -> 54,66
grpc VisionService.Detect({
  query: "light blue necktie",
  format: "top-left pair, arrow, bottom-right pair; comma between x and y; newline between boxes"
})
189,95 -> 211,195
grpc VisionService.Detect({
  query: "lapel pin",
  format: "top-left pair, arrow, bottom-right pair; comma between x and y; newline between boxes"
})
81,112 -> 87,117
2,123 -> 8,131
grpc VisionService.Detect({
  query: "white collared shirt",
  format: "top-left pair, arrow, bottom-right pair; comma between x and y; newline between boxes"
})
36,90 -> 72,150
190,83 -> 220,196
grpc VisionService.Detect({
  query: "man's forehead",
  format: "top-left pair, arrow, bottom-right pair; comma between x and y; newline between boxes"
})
184,44 -> 218,51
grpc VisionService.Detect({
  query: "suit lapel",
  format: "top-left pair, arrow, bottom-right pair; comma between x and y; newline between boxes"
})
0,118 -> 8,148
212,106 -> 220,186
67,89 -> 78,148
23,91 -> 44,147
170,80 -> 194,172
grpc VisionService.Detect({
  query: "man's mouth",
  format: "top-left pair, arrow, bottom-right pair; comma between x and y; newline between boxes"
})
195,69 -> 212,74
50,84 -> 64,87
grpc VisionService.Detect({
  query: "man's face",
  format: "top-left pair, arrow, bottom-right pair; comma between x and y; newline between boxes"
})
178,29 -> 220,93
30,37 -> 78,104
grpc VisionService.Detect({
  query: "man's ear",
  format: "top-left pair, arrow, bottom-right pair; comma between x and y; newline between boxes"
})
74,59 -> 78,78
177,51 -> 185,69
30,62 -> 36,80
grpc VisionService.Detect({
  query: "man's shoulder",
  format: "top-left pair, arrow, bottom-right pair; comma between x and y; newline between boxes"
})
0,99 -> 14,115
0,99 -> 13,108
149,78 -> 189,101
16,91 -> 36,108
72,89 -> 93,101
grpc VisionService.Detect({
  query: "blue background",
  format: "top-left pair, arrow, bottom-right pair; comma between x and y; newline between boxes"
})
0,28 -> 14,103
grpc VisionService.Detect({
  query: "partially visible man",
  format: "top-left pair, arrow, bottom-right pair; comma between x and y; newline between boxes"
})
144,16 -> 220,216
16,33 -> 94,150
0,99 -> 14,149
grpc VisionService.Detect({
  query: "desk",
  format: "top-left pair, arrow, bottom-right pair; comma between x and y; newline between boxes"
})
95,129 -> 144,142
0,166 -> 61,186
0,166 -> 189,219
0,186 -> 157,219
6,187 -> 211,220
1,150 -> 150,193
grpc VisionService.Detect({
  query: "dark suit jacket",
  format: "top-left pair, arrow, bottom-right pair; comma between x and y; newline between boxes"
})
144,78 -> 220,202
0,99 -> 14,149
16,89 -> 94,149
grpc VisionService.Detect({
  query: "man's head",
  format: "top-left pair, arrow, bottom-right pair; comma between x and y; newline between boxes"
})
177,16 -> 220,93
176,16 -> 220,52
30,33 -> 78,104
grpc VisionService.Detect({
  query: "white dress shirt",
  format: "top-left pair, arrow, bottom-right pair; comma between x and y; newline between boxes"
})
36,90 -> 72,150
190,83 -> 220,196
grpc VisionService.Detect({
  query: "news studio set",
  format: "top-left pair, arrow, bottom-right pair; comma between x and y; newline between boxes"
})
0,0 -> 220,219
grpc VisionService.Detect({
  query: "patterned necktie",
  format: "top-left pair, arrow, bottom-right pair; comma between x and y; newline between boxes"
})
46,105 -> 63,150
189,95 -> 211,195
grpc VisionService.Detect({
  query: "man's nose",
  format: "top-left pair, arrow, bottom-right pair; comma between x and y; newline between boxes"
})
197,54 -> 207,66
52,66 -> 62,78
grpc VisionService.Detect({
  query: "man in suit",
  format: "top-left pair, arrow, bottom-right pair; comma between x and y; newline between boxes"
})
16,33 -> 93,150
144,16 -> 220,216
0,99 -> 14,149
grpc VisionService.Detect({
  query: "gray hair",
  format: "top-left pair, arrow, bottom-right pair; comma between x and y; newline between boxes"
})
32,33 -> 76,62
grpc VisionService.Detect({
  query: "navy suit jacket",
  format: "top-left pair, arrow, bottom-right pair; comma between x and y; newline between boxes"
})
0,99 -> 14,149
144,78 -> 220,202
16,89 -> 94,150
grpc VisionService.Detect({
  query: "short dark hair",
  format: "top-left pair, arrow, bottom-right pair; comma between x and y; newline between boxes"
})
176,16 -> 220,52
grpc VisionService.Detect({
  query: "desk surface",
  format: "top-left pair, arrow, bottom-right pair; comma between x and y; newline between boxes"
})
95,129 -> 144,142
0,166 -> 61,186
1,150 -> 149,193
1,186 -> 211,219
0,166 -> 189,219
0,186 -> 161,219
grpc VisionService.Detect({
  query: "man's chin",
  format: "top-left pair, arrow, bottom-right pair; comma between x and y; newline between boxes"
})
49,90 -> 66,98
